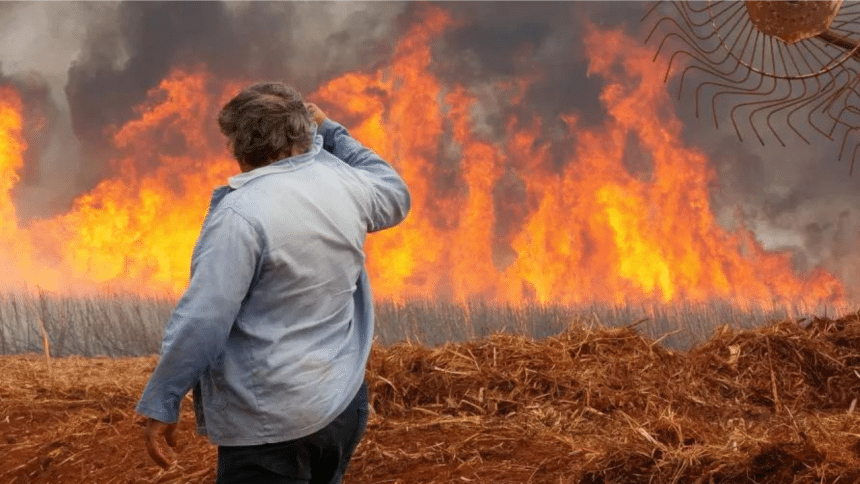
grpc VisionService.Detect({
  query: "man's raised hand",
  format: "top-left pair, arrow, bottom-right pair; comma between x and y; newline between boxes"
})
305,103 -> 326,125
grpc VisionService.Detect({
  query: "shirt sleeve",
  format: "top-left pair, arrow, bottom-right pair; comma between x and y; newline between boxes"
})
135,205 -> 262,423
319,118 -> 411,232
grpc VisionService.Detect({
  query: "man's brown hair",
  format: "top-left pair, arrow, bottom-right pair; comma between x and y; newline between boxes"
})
218,82 -> 314,168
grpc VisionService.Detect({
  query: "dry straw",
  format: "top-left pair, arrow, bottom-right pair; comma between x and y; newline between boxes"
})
2,313 -> 860,483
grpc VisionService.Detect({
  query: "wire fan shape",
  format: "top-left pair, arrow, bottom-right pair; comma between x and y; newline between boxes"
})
644,1 -> 860,172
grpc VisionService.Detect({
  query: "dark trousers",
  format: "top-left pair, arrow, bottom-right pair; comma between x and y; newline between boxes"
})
216,383 -> 369,484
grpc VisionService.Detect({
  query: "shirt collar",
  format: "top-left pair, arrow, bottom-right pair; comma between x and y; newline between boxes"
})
227,124 -> 323,189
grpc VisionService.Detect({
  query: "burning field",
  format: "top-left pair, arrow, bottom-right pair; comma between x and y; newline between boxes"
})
2,313 -> 860,483
0,4 -> 849,305
1,3 -> 860,482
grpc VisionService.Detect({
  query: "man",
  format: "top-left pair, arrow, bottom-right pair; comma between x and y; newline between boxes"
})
135,82 -> 410,483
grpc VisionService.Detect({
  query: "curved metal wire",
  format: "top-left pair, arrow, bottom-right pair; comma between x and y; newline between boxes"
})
644,0 -> 860,173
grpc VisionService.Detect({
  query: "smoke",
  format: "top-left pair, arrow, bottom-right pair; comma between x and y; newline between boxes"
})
0,2 -> 113,221
673,66 -> 860,297
0,1 -> 407,217
630,2 -> 860,299
0,67 -> 65,223
63,1 -> 407,200
0,1 -> 858,298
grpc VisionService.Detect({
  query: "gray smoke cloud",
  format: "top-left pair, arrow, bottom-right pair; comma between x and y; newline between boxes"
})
660,6 -> 860,299
0,1 -> 857,299
0,2 -> 112,221
64,1 -> 406,199
0,1 -> 406,218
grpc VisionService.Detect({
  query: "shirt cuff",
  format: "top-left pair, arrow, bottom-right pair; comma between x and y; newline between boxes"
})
135,399 -> 180,424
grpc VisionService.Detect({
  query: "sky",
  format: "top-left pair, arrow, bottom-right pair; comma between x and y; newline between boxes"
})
0,1 -> 858,300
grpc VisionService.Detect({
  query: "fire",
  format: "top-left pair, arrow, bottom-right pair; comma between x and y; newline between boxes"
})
0,88 -> 59,290
24,72 -> 236,294
312,10 -> 843,306
0,7 -> 847,306
0,88 -> 24,242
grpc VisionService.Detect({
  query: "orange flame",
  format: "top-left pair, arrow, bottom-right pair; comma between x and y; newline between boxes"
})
26,72 -> 237,294
0,7 -> 847,306
0,88 -> 59,290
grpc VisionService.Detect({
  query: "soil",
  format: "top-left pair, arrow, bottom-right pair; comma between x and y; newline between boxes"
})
2,315 -> 860,483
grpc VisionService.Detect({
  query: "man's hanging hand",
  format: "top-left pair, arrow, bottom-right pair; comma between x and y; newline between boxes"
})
142,417 -> 179,469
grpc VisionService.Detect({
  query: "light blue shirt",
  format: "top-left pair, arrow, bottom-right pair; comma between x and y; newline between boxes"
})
135,119 -> 410,446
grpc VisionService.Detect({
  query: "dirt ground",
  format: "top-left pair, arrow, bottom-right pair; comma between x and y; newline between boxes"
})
2,314 -> 860,483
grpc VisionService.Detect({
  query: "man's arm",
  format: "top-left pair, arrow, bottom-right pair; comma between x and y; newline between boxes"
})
136,205 -> 262,424
306,103 -> 410,232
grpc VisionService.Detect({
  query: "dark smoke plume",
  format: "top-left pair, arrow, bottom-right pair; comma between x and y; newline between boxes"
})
0,67 -> 60,220
65,1 -> 404,195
